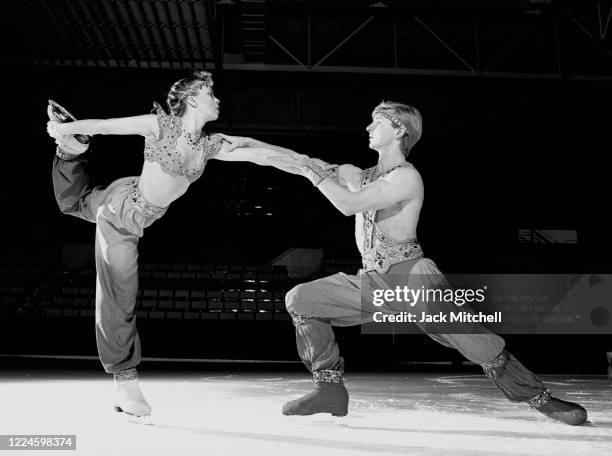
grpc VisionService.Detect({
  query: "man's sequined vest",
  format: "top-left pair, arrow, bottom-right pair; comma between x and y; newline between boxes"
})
360,164 -> 423,274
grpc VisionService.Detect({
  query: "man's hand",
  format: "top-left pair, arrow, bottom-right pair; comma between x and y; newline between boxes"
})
268,154 -> 335,185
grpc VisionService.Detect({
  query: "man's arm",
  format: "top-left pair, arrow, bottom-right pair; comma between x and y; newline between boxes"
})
316,166 -> 421,215
48,114 -> 158,138
268,155 -> 421,216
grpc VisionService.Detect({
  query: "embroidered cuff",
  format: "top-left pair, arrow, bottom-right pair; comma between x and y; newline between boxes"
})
56,147 -> 79,161
527,389 -> 552,408
114,368 -> 139,384
481,350 -> 509,379
313,369 -> 344,384
290,312 -> 309,326
304,159 -> 331,186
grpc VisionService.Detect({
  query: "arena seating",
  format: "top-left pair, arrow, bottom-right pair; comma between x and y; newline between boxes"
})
1,263 -> 292,322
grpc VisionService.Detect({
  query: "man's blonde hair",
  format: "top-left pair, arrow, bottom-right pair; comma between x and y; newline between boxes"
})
373,101 -> 422,156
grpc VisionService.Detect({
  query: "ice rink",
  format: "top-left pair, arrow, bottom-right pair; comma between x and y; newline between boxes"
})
1,362 -> 610,456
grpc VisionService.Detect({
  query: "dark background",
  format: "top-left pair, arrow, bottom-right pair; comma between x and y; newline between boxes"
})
0,0 -> 610,372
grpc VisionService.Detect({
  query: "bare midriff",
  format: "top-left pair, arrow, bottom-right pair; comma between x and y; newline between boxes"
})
138,160 -> 192,208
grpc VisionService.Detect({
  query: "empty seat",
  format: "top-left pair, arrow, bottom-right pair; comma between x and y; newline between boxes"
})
159,290 -> 173,299
258,301 -> 274,311
207,301 -> 223,312
158,300 -> 173,309
224,291 -> 241,300
240,300 -> 257,312
79,288 -> 95,296
81,309 -> 95,317
63,308 -> 79,317
73,298 -> 90,307
208,290 -> 222,300
224,300 -> 240,311
143,289 -> 158,298
45,308 -> 62,316
141,299 -> 157,309
190,301 -> 207,310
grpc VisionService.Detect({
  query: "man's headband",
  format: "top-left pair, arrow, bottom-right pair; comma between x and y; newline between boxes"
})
372,108 -> 408,136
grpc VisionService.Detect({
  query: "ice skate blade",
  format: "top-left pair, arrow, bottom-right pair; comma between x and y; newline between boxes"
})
47,99 -> 90,145
114,406 -> 153,425
283,409 -> 348,417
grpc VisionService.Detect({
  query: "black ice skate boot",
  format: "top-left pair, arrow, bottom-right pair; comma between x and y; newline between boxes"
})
530,390 -> 588,426
282,369 -> 349,417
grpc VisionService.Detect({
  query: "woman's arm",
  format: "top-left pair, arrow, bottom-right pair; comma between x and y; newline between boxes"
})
49,114 -> 158,138
215,134 -> 297,156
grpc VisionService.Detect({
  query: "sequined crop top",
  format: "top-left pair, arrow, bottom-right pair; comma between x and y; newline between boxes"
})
143,103 -> 224,183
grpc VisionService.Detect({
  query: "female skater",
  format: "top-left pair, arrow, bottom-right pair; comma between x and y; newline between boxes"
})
46,71 -> 291,423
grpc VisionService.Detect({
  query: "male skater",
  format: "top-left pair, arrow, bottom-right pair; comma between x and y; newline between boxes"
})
269,101 -> 588,425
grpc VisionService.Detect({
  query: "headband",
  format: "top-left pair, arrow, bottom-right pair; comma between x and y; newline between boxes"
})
372,108 -> 408,136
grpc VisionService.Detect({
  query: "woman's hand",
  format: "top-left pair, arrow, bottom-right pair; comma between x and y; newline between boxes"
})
217,134 -> 256,152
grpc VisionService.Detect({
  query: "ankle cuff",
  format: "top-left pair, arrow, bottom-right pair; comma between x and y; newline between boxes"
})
114,368 -> 138,384
290,312 -> 309,326
56,148 -> 79,161
313,369 -> 344,384
481,349 -> 509,379
528,389 -> 552,408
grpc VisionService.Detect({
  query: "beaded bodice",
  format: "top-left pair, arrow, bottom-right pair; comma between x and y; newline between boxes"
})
143,103 -> 224,183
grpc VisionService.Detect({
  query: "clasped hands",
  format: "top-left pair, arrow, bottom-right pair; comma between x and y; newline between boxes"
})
216,133 -> 335,179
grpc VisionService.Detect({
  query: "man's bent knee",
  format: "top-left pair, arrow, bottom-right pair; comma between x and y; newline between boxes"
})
285,283 -> 317,318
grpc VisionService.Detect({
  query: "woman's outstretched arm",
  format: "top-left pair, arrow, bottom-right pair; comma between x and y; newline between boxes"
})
48,114 -> 158,138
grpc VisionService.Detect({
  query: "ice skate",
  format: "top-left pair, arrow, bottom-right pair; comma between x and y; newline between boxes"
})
114,369 -> 152,425
535,396 -> 588,426
47,100 -> 90,156
282,381 -> 349,417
